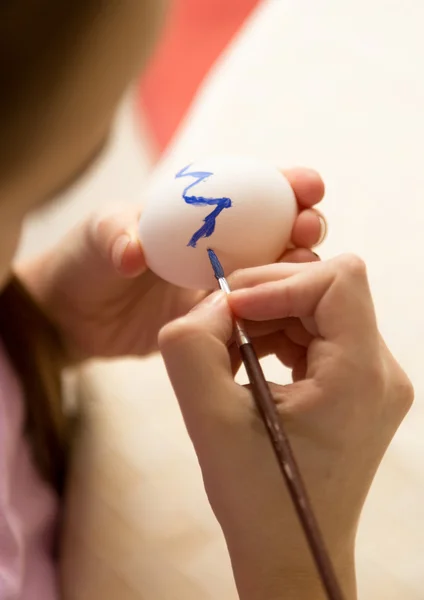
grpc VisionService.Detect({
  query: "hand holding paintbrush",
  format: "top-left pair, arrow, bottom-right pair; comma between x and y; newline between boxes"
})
159,253 -> 411,599
206,248 -> 344,600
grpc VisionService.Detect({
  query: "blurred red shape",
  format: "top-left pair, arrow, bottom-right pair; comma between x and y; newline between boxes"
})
138,0 -> 260,153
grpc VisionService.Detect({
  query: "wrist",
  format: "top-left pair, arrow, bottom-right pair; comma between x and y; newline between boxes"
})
229,545 -> 356,600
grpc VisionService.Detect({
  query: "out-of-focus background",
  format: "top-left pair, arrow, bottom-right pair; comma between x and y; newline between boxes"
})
19,1 -> 424,598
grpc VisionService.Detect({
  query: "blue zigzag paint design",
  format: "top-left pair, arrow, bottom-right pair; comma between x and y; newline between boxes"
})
175,165 -> 232,248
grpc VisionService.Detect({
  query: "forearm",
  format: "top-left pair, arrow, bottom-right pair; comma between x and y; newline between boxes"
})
232,564 -> 356,600
229,545 -> 357,600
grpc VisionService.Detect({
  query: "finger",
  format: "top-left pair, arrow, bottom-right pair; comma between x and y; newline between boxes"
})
282,167 -> 325,208
89,207 -> 146,277
229,255 -> 377,344
231,317 -> 313,349
250,332 -> 306,368
231,260 -> 322,341
231,333 -> 306,377
159,292 -> 247,431
229,344 -> 242,374
229,317 -> 295,344
229,320 -> 311,374
278,248 -> 320,264
283,319 -> 313,347
229,260 -> 315,290
292,356 -> 307,382
290,209 -> 327,249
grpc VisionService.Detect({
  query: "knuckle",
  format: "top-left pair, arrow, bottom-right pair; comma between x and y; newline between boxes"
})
87,211 -> 115,249
279,281 -> 295,316
87,210 -> 103,239
92,214 -> 110,237
88,205 -> 129,242
391,367 -> 414,416
227,268 -> 246,289
158,318 -> 185,351
337,253 -> 368,280
90,209 -> 116,234
368,351 -> 414,423
366,358 -> 387,396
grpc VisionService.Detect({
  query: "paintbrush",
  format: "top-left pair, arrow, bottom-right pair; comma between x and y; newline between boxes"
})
206,248 -> 345,600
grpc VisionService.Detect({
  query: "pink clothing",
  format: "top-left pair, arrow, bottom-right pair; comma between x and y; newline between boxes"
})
0,340 -> 59,599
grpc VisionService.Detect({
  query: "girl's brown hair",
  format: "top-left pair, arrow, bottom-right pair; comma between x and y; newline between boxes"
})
0,2 -> 99,177
0,277 -> 69,494
0,3 -> 103,494
0,0 -> 162,492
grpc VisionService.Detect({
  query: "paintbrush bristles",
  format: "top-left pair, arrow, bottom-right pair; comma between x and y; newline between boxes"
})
207,248 -> 225,280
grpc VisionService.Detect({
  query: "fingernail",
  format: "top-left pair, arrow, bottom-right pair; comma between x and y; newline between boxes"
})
112,234 -> 131,269
189,291 -> 225,313
314,214 -> 328,247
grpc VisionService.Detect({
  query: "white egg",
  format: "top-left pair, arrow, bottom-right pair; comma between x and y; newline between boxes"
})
138,156 -> 297,289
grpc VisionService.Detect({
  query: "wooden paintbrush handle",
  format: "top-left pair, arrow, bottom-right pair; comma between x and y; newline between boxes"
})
239,342 -> 345,600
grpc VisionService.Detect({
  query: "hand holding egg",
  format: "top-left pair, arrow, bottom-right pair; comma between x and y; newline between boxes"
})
138,156 -> 299,289
22,162 -> 324,363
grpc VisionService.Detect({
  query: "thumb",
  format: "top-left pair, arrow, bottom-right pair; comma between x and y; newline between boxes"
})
89,206 -> 146,277
159,292 -> 247,437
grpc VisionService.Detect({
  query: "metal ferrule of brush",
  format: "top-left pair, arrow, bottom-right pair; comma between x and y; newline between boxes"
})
217,277 -> 250,347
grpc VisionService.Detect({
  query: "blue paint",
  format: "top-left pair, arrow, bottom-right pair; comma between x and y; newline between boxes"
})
175,164 -> 232,248
207,248 -> 225,280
